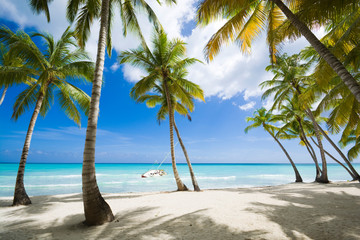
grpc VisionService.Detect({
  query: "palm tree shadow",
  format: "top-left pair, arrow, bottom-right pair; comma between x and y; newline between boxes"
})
245,183 -> 360,239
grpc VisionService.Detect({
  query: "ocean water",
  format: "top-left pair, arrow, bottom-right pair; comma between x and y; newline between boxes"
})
0,163 -> 358,197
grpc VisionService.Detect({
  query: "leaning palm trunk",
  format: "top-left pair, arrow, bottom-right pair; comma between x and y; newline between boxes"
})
272,0 -> 360,104
0,86 -> 7,105
301,136 -> 322,181
298,120 -> 322,181
173,121 -> 200,191
82,0 -> 114,225
13,92 -> 44,205
316,124 -> 360,181
163,81 -> 187,191
310,137 -> 357,181
267,129 -> 302,182
305,109 -> 329,183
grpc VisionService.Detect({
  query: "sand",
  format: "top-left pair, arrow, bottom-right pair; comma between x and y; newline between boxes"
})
1,181 -> 360,240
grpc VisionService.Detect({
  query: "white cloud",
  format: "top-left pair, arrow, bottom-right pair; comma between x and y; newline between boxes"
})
0,0 -> 314,103
121,64 -> 147,83
239,101 -> 256,111
110,62 -> 120,72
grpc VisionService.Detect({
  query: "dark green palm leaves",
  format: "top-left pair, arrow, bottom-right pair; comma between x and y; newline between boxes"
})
0,26 -> 94,125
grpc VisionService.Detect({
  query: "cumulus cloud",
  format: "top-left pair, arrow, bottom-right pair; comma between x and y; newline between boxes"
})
0,0 -> 314,103
238,101 -> 256,111
110,62 -> 120,72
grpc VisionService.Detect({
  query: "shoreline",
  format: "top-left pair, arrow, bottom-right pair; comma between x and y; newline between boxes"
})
1,181 -> 360,239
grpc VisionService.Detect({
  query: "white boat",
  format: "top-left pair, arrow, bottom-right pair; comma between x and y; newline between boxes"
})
141,169 -> 166,178
141,142 -> 179,178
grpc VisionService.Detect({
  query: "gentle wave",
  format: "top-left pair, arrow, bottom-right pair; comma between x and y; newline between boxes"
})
197,176 -> 237,180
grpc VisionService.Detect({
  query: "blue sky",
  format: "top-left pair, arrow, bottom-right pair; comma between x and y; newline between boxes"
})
0,0 -> 352,164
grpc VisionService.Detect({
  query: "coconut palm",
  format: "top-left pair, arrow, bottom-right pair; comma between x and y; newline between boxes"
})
29,0 -> 175,225
261,53 -> 330,183
340,131 -> 360,161
0,43 -> 33,106
119,29 -> 204,191
245,108 -> 303,182
278,98 -> 357,180
0,26 -> 93,206
276,98 -> 322,181
131,79 -> 203,191
197,0 -> 360,104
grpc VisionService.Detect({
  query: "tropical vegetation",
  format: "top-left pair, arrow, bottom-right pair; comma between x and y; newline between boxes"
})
0,26 -> 93,205
119,29 -> 205,191
29,0 -> 175,225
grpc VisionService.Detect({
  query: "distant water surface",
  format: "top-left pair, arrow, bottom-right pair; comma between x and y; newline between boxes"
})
0,163 -> 358,197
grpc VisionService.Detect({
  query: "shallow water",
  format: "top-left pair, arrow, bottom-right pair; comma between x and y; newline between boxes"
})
0,163 -> 358,196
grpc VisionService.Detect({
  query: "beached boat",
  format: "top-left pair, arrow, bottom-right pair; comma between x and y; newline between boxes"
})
141,169 -> 167,178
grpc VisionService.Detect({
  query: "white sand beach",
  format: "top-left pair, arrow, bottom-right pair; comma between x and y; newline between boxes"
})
1,181 -> 360,240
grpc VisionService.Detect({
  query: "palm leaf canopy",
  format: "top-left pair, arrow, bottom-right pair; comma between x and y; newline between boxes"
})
0,26 -> 94,126
119,29 -> 204,123
28,0 -> 175,56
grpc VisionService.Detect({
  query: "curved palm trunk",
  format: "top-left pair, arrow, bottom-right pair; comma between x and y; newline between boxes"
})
173,121 -> 200,191
316,124 -> 360,181
0,86 -> 8,105
82,0 -> 114,225
298,120 -> 322,181
13,92 -> 44,206
267,129 -> 302,182
305,109 -> 329,183
310,137 -> 357,180
272,0 -> 360,104
163,81 -> 187,191
301,136 -> 322,181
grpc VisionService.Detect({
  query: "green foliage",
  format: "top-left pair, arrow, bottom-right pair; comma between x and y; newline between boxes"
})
0,26 -> 93,126
119,29 -> 204,123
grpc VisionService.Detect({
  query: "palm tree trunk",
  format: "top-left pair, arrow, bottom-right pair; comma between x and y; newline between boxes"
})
163,80 -> 187,191
305,109 -> 329,183
301,136 -> 322,181
82,0 -> 114,226
316,124 -> 360,181
267,129 -> 303,182
173,121 -> 200,191
12,92 -> 44,206
0,86 -> 8,105
297,120 -> 322,181
272,0 -> 360,104
310,137 -> 357,180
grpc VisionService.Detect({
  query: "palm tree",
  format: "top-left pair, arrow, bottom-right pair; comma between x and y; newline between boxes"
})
261,53 -> 330,183
277,98 -> 322,181
119,29 -> 204,191
29,0 -> 174,225
197,0 -> 360,104
279,98 -> 357,180
0,43 -> 32,106
245,108 -> 303,182
340,131 -> 360,162
132,79 -> 203,191
0,27 -> 93,206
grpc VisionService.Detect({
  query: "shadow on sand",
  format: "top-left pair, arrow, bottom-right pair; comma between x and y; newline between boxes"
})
1,183 -> 360,239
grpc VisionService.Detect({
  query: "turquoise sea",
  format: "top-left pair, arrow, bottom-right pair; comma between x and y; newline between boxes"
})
0,163 -> 358,197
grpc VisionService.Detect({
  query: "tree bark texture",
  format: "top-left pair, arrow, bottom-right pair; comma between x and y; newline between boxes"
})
163,80 -> 188,191
82,0 -> 114,226
298,120 -> 322,181
272,0 -> 360,104
173,121 -> 200,191
0,86 -> 8,105
305,109 -> 329,183
13,92 -> 44,206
